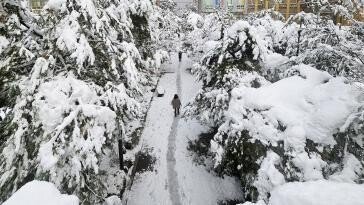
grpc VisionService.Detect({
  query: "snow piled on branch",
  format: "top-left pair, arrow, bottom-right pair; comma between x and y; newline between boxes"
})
187,12 -> 203,29
0,0 -> 161,202
34,76 -> 118,176
212,65 -> 362,183
0,36 -> 9,54
3,181 -> 79,205
226,20 -> 270,61
1,73 -> 137,189
218,64 -> 360,148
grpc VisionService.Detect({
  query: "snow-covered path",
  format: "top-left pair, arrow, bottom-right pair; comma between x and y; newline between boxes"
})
123,54 -> 243,205
166,59 -> 183,205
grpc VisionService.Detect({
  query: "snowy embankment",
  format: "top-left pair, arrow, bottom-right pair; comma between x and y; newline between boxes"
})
242,180 -> 364,205
3,181 -> 79,205
3,180 -> 125,205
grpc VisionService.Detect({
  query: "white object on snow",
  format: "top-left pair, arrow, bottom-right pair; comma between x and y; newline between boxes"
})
157,86 -> 165,97
3,180 -> 79,205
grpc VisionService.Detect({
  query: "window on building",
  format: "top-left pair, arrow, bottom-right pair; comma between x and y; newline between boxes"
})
237,5 -> 244,9
31,0 -> 46,10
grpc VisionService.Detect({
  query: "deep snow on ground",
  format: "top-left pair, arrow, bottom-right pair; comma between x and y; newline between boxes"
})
269,180 -> 364,205
241,180 -> 364,205
3,181 -> 79,205
123,54 -> 243,205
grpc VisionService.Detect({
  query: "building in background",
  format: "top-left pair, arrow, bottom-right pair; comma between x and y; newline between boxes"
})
25,0 -> 363,23
0,3 -> 5,22
197,0 -> 364,22
197,0 -> 302,18
353,5 -> 364,22
197,0 -> 246,14
172,0 -> 195,9
247,0 -> 302,19
28,0 -> 47,13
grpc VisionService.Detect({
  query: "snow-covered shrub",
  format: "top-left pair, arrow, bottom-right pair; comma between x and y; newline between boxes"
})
351,21 -> 364,41
149,0 -> 181,54
0,0 -> 160,203
158,0 -> 176,11
186,12 -> 204,29
211,65 -> 364,202
248,14 -> 285,54
303,0 -> 362,23
184,12 -> 233,61
245,9 -> 285,22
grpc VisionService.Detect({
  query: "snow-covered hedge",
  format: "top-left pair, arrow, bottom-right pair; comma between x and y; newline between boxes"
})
187,13 -> 364,203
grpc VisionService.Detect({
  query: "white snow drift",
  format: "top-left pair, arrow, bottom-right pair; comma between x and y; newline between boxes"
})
241,180 -> 364,205
3,181 -> 79,205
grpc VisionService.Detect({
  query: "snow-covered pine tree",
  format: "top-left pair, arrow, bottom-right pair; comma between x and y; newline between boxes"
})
185,20 -> 270,127
0,0 -> 160,203
0,0 -> 39,120
210,65 -> 364,202
184,11 -> 237,61
150,0 -> 181,54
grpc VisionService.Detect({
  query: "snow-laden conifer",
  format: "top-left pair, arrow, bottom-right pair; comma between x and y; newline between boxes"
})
0,0 -> 161,203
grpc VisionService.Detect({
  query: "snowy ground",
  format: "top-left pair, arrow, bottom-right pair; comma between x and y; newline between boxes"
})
3,181 -> 79,205
122,54 -> 243,205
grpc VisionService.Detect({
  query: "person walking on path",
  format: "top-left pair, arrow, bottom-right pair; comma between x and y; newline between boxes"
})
171,94 -> 181,117
178,51 -> 182,62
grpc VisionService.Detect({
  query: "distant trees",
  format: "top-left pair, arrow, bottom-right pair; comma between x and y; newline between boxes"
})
284,12 -> 364,81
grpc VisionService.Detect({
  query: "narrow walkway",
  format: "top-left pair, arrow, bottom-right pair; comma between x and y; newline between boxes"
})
167,60 -> 182,205
123,54 -> 243,205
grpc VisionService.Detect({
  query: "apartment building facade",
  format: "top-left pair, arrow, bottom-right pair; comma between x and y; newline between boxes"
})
197,0 -> 364,22
28,0 -> 47,13
196,0 -> 302,18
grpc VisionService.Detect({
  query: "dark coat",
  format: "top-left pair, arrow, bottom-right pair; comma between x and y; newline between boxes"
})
171,98 -> 181,109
